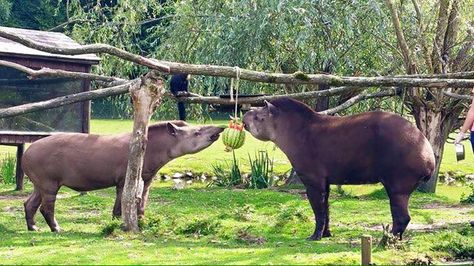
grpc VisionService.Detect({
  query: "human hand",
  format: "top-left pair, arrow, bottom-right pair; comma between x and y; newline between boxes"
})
455,132 -> 465,144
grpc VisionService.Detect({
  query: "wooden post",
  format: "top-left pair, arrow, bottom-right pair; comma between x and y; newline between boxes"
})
361,235 -> 372,266
15,143 -> 24,191
121,71 -> 164,232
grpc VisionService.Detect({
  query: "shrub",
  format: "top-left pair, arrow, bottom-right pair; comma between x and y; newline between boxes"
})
0,155 -> 15,184
248,150 -> 274,189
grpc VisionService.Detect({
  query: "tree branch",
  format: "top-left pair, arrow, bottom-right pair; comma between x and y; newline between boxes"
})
0,81 -> 135,118
174,86 -> 358,105
0,60 -> 127,84
411,0 -> 433,72
319,88 -> 399,115
443,91 -> 473,100
47,18 -> 93,32
385,0 -> 417,74
0,28 -> 170,73
394,71 -> 474,79
431,0 -> 450,73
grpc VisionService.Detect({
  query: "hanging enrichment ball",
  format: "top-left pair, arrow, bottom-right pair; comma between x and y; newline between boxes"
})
222,119 -> 246,152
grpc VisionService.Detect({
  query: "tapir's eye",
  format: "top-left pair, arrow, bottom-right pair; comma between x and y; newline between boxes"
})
194,131 -> 201,136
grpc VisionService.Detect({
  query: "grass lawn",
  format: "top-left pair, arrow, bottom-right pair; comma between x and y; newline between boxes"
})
0,119 -> 473,264
0,182 -> 472,264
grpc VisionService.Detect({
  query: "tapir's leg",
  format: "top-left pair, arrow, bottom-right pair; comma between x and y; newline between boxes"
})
305,181 -> 329,241
112,186 -> 123,218
138,179 -> 153,218
39,189 -> 61,232
24,188 -> 42,231
387,192 -> 411,240
322,183 -> 331,238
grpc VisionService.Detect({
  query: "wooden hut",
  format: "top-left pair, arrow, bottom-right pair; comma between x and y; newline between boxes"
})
0,26 -> 100,190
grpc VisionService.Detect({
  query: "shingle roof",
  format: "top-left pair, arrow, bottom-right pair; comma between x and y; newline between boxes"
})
0,26 -> 100,65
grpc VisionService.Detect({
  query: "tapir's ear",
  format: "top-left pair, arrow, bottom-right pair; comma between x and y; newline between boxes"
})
167,122 -> 179,136
264,100 -> 278,116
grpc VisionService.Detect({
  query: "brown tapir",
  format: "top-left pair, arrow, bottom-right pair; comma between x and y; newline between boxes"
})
243,98 -> 435,240
22,121 -> 223,232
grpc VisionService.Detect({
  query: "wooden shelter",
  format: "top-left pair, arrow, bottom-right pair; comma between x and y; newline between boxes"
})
0,26 -> 100,190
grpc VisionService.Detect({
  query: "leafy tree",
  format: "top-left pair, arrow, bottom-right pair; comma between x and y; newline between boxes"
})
385,0 -> 474,192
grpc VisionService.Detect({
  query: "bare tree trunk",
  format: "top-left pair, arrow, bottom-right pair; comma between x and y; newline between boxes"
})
412,104 -> 459,193
122,71 -> 165,232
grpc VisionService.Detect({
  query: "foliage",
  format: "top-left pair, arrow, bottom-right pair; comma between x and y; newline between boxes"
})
0,0 -> 12,23
2,0 -> 67,29
248,150 -> 274,189
0,155 -> 15,185
209,150 -> 243,188
460,184 -> 474,204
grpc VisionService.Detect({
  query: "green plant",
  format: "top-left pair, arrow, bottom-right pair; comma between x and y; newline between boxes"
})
432,231 -> 474,260
460,184 -> 474,204
177,217 -> 221,236
208,150 -> 242,188
101,220 -> 122,236
0,155 -> 15,185
248,150 -> 274,189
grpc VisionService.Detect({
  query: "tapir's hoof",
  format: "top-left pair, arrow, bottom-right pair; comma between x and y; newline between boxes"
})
323,231 -> 332,238
27,225 -> 39,231
306,234 -> 322,241
50,227 -> 61,233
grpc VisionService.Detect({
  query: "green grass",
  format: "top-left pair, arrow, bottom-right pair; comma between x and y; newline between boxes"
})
0,182 -> 472,264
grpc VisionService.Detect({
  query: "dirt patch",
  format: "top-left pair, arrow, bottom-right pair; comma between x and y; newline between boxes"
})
0,193 -> 29,200
367,203 -> 474,232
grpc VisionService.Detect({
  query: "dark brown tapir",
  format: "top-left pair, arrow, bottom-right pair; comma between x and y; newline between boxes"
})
243,98 -> 435,240
22,121 -> 223,232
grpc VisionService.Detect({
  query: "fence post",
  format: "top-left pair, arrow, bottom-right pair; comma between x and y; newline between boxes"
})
361,235 -> 372,266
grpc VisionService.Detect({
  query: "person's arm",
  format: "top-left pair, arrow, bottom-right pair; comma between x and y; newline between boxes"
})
455,87 -> 474,143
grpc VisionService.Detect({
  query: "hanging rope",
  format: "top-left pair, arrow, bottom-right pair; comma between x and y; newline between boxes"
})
230,66 -> 241,119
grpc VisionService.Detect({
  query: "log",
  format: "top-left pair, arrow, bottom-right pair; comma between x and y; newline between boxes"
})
121,71 -> 165,232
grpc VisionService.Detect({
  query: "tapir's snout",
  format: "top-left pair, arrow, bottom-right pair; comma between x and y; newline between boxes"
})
206,126 -> 224,142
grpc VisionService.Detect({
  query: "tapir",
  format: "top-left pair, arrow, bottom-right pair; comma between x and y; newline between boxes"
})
22,121 -> 223,232
243,98 -> 435,240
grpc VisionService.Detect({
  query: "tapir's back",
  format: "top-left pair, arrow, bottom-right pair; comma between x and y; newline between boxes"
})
23,133 -> 130,190
307,111 -> 435,184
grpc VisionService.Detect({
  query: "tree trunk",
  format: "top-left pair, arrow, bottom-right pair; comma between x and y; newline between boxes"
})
122,71 -> 164,232
412,104 -> 458,193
